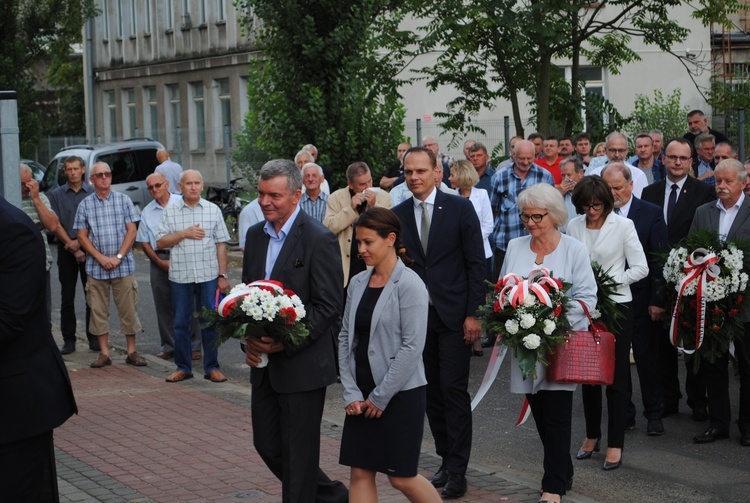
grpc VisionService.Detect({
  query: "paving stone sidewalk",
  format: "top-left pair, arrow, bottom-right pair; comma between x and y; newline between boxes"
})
53,334 -> 601,503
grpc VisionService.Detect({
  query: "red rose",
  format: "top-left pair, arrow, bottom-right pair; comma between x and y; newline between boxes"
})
737,295 -> 744,305
712,325 -> 721,332
554,278 -> 563,289
712,307 -> 723,316
729,309 -> 740,317
554,303 -> 562,317
493,299 -> 501,312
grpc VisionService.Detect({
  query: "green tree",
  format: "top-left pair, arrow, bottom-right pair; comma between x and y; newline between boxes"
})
0,1 -> 97,157
625,89 -> 689,143
416,0 -> 745,139
233,0 -> 413,185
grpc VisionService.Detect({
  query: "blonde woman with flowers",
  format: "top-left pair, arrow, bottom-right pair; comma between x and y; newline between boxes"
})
500,184 -> 597,503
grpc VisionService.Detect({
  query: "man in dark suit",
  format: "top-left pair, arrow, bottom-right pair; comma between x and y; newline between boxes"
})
689,159 -> 750,446
392,147 -> 486,498
603,163 -> 670,436
0,196 -> 77,500
241,160 -> 348,503
642,138 -> 717,422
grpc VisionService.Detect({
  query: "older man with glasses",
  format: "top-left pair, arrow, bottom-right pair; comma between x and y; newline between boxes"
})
586,132 -> 648,197
136,173 -> 201,361
73,161 -> 145,368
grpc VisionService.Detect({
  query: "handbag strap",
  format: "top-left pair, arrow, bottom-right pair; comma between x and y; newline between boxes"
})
575,299 -> 597,332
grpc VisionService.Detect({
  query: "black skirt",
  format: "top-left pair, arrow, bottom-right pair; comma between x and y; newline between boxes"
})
339,385 -> 426,477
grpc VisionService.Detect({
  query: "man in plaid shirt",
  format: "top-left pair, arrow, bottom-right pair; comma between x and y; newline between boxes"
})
490,139 -> 554,277
74,162 -> 144,369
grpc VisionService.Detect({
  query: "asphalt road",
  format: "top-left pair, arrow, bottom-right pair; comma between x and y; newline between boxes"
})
50,246 -> 750,502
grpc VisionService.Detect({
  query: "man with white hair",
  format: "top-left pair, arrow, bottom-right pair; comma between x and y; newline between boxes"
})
299,163 -> 328,223
296,149 -> 330,194
585,132 -> 648,197
689,158 -> 750,447
303,143 -> 334,190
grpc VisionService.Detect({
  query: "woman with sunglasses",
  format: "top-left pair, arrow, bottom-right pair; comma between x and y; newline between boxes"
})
567,175 -> 648,472
500,184 -> 597,503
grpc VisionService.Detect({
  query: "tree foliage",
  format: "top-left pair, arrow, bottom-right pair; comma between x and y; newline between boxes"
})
415,0 -> 746,140
625,89 -> 689,143
233,0 -> 413,185
0,0 -> 97,157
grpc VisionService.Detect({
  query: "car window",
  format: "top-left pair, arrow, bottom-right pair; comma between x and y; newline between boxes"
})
133,148 -> 160,180
98,152 -> 138,184
46,158 -> 67,188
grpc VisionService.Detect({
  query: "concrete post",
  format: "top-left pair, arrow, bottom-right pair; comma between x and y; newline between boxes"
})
0,91 -> 21,208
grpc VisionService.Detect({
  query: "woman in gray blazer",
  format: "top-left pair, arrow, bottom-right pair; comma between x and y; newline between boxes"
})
338,208 -> 440,502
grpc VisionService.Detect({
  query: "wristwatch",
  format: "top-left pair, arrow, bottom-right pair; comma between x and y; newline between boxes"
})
116,253 -> 124,260
219,273 -> 228,279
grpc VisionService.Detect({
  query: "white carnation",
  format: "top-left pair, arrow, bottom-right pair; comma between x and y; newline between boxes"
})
590,309 -> 602,319
519,313 -> 536,329
523,295 -> 536,307
505,319 -> 519,335
543,319 -> 556,335
523,334 -> 541,350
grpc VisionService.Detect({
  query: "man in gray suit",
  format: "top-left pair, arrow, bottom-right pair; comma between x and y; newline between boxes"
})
689,159 -> 750,446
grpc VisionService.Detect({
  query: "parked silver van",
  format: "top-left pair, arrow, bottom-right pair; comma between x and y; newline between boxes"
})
43,138 -> 165,212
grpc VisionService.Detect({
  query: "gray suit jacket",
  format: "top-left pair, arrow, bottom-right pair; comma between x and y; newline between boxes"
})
690,196 -> 750,322
339,259 -> 428,411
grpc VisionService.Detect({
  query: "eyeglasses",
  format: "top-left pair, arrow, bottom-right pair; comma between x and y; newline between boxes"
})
147,182 -> 165,191
519,212 -> 548,223
665,155 -> 692,164
582,203 -> 604,211
607,148 -> 628,154
91,172 -> 112,179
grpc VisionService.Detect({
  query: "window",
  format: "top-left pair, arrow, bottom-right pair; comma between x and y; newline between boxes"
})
105,91 -> 117,141
166,84 -> 181,150
145,86 -> 159,142
123,88 -> 136,138
166,0 -> 173,29
144,0 -> 151,33
103,0 -> 110,39
217,0 -> 225,21
563,66 -> 606,131
130,0 -> 136,36
200,0 -> 206,24
190,82 -> 206,150
216,79 -> 231,148
117,0 -> 123,37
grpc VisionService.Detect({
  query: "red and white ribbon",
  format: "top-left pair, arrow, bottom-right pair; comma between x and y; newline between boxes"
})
249,279 -> 285,295
497,268 -> 561,310
669,248 -> 720,354
471,338 -> 508,411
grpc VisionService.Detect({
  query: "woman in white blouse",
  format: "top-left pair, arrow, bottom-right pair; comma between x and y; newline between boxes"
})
567,175 -> 648,472
501,184 -> 597,503
449,160 -> 495,356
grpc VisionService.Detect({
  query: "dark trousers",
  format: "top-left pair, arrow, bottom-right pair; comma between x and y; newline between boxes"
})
56,246 -> 94,344
527,390 -> 574,496
492,249 -> 506,282
251,374 -> 348,503
627,312 -> 664,421
0,430 -> 59,502
149,259 -> 200,353
424,306 -> 473,475
583,302 -> 633,448
659,325 -> 683,409
703,323 -> 750,433
686,357 -> 708,413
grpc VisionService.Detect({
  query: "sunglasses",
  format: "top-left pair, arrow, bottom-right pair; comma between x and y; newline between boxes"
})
147,182 -> 165,191
91,172 -> 112,179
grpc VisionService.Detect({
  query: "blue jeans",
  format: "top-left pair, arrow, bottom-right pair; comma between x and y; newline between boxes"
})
171,279 -> 220,374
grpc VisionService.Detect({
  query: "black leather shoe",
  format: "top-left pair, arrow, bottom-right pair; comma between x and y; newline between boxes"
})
691,408 -> 709,422
480,336 -> 495,348
576,438 -> 600,459
693,427 -> 729,444
441,473 -> 467,499
740,431 -> 750,447
625,418 -> 636,431
473,349 -> 484,357
60,340 -> 76,355
647,419 -> 665,436
428,467 -> 448,488
602,455 -> 623,471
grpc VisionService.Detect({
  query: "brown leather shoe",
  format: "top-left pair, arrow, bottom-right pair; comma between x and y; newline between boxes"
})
90,353 -> 112,368
192,351 -> 202,361
125,351 -> 147,366
165,370 -> 193,383
156,351 -> 174,360
204,370 -> 227,383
